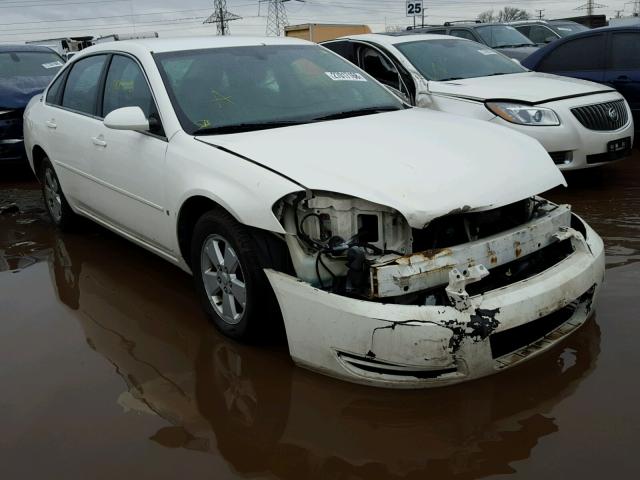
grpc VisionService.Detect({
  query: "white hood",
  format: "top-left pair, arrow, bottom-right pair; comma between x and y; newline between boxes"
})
199,108 -> 565,229
430,72 -> 614,104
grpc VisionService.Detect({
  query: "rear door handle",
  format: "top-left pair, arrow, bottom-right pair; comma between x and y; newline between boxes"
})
45,120 -> 57,129
91,136 -> 107,147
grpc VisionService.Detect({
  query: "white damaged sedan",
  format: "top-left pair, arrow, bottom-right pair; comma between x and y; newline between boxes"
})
24,37 -> 604,388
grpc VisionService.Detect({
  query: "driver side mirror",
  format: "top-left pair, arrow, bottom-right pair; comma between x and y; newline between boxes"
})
544,36 -> 556,43
103,106 -> 149,131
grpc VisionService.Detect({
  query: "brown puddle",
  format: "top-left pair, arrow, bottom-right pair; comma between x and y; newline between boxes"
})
1,156 -> 639,478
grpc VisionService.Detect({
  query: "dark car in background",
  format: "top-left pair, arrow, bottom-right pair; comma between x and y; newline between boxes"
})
509,20 -> 589,45
401,22 -> 539,61
522,26 -> 640,131
0,45 -> 63,163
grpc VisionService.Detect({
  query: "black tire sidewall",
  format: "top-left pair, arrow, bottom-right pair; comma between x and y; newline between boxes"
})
191,210 -> 272,340
41,157 -> 76,230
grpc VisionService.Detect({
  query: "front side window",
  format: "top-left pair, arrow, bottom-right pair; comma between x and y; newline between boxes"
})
155,45 -> 403,135
476,25 -> 534,48
358,46 -> 400,90
395,39 -> 526,81
527,25 -> 558,44
538,35 -> 605,72
103,55 -> 156,118
0,51 -> 63,79
61,55 -> 107,115
609,32 -> 640,70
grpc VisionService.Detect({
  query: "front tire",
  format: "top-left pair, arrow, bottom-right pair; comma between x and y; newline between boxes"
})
191,209 -> 281,340
41,157 -> 79,231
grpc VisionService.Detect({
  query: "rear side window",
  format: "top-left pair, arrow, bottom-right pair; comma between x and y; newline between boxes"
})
46,72 -> 66,106
609,32 -> 640,69
61,55 -> 107,115
538,35 -> 605,72
450,29 -> 476,41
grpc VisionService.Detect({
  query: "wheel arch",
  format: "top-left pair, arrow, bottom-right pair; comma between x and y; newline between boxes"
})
31,145 -> 48,181
176,194 -> 292,274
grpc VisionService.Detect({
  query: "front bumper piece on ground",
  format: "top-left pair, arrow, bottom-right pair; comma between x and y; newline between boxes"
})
265,212 -> 605,388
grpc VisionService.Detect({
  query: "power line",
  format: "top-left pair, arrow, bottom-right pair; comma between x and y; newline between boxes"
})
203,0 -> 241,35
0,0 -> 129,9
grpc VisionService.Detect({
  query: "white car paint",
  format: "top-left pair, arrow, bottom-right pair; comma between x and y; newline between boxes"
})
24,36 -> 604,388
325,33 -> 635,170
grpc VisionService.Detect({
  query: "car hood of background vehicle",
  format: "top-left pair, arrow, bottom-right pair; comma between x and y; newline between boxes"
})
198,108 -> 565,229
0,75 -> 53,109
430,71 -> 614,104
494,46 -> 539,61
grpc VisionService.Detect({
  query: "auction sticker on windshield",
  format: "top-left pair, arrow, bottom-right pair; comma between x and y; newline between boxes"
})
42,61 -> 63,69
325,72 -> 367,81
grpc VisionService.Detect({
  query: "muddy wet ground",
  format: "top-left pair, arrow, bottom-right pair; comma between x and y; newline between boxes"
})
1,156 -> 639,479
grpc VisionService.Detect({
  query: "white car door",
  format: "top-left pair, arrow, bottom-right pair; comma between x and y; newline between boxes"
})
87,54 -> 171,252
40,54 -> 109,208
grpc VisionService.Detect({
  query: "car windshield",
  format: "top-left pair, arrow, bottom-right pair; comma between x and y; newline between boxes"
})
0,51 -> 63,78
154,44 -> 404,135
476,25 -> 535,48
395,39 -> 527,81
553,22 -> 589,36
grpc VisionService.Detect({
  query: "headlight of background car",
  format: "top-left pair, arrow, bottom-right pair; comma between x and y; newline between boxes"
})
486,102 -> 560,126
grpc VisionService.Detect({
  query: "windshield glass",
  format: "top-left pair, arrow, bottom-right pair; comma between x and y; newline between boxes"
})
396,39 -> 526,81
0,51 -> 63,78
476,25 -> 535,48
553,22 -> 589,37
155,44 -> 404,134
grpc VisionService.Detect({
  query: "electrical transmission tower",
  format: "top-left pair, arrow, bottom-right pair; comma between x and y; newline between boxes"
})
574,0 -> 607,16
536,9 -> 545,19
260,0 -> 304,36
203,0 -> 241,36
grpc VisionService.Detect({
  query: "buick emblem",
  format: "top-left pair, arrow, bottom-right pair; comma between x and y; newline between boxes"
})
608,107 -> 618,121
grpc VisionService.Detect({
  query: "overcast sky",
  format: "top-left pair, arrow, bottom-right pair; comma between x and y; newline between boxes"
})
0,0 -> 635,43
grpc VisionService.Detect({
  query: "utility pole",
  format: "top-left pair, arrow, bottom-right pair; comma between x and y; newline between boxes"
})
574,0 -> 607,16
203,0 -> 241,36
536,9 -> 545,19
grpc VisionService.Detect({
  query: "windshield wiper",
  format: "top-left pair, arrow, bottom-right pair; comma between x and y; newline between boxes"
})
193,120 -> 304,135
438,77 -> 464,82
498,43 -> 534,48
312,106 -> 403,122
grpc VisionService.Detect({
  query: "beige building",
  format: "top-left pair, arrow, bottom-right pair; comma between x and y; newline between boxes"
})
285,23 -> 371,43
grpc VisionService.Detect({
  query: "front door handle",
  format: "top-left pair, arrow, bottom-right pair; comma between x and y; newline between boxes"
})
45,120 -> 57,129
91,136 -> 107,147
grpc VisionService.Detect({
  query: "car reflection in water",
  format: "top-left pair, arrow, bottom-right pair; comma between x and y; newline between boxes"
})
49,230 -> 601,479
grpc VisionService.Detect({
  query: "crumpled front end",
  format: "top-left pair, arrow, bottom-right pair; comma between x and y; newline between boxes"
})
267,194 -> 604,388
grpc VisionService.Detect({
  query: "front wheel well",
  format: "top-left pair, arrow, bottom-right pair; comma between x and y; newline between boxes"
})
177,196 -> 293,273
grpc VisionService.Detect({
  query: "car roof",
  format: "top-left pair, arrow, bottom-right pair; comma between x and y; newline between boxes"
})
0,44 -> 59,53
331,32 -> 462,46
81,35 -> 311,55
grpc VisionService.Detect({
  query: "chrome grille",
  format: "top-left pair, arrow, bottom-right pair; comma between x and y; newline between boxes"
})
571,99 -> 628,131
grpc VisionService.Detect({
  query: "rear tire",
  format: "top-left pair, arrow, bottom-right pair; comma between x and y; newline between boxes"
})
191,209 -> 282,341
41,157 -> 79,231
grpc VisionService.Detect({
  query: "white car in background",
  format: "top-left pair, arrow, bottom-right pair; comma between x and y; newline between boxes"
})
323,33 -> 634,170
24,37 -> 604,388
